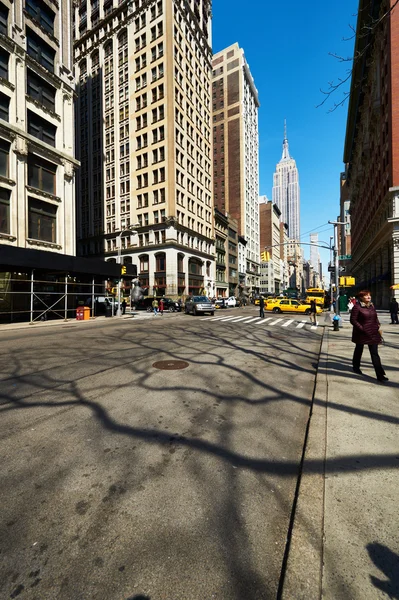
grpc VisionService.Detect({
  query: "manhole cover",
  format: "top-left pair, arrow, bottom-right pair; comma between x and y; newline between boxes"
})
152,360 -> 189,370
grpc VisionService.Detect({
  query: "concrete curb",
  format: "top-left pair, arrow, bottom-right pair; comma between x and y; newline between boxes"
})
280,328 -> 329,599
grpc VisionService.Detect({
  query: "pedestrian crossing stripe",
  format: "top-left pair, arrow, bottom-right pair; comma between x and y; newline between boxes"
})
255,317 -> 272,325
282,319 -> 293,327
200,314 -> 320,331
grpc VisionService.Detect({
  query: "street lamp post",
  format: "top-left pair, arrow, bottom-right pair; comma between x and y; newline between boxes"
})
328,220 -> 345,317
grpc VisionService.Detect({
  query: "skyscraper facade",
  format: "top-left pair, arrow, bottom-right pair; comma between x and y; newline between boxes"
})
212,43 -> 260,292
272,124 -> 300,241
74,0 -> 215,297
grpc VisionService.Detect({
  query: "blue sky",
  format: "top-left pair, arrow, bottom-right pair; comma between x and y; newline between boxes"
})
212,0 -> 359,269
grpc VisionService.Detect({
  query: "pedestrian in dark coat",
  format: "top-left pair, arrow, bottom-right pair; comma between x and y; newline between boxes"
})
159,298 -> 164,316
350,290 -> 387,381
389,297 -> 399,324
309,299 -> 317,325
259,296 -> 265,318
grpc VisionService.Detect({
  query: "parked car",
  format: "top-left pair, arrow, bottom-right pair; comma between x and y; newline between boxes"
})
185,295 -> 215,316
265,299 -> 323,315
214,298 -> 226,309
225,296 -> 237,307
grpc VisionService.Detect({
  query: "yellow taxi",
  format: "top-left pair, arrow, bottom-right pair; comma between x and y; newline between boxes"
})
255,296 -> 281,306
265,299 -> 323,315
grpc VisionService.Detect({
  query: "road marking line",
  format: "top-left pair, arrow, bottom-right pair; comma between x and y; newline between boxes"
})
282,319 -> 294,327
230,316 -> 255,323
220,316 -> 241,321
269,319 -> 280,326
310,325 -> 318,330
255,317 -> 272,325
243,317 -> 263,323
296,322 -> 305,328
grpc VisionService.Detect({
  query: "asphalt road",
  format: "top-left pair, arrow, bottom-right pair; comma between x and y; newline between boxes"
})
0,308 -> 322,600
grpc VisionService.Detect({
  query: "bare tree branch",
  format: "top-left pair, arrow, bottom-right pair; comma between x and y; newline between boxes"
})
318,0 -> 399,111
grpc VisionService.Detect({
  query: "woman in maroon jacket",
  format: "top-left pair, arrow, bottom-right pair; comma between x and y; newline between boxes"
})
350,290 -> 388,381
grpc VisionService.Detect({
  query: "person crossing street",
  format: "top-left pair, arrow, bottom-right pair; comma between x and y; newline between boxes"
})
259,296 -> 265,318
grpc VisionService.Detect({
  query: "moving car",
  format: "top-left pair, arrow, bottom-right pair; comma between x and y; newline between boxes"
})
185,295 -> 215,316
265,299 -> 323,315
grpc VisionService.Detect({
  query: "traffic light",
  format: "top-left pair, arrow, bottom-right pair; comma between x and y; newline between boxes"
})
339,277 -> 346,286
346,276 -> 356,286
261,251 -> 270,262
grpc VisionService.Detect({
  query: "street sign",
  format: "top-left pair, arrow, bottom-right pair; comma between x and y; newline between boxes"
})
339,266 -> 346,272
328,265 -> 335,272
339,254 -> 352,260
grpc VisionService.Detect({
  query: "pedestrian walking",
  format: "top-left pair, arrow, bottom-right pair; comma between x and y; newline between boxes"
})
152,298 -> 158,316
121,299 -> 127,315
309,299 -> 317,325
159,298 -> 164,316
259,296 -> 265,318
389,297 -> 398,324
350,290 -> 388,381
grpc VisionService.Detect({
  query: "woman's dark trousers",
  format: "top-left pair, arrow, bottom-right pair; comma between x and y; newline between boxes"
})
353,344 -> 385,377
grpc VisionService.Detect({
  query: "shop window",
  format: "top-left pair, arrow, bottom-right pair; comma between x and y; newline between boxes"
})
28,197 -> 57,242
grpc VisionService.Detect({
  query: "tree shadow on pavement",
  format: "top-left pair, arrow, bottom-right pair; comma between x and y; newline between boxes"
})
367,542 -> 399,599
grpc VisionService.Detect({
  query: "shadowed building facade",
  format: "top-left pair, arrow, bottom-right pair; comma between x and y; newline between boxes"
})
344,0 -> 399,306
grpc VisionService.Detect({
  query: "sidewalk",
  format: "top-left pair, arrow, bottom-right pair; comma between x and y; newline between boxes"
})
0,312 -> 140,332
283,323 -> 399,599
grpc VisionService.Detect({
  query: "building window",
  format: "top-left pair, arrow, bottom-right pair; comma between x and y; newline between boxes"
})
0,186 -> 10,233
156,253 -> 166,271
28,111 -> 56,147
28,197 -> 57,242
27,28 -> 55,72
0,92 -> 9,121
28,154 -> 57,194
139,255 -> 149,272
27,70 -> 56,112
26,0 -> 55,35
0,138 -> 10,177
0,47 -> 9,80
0,2 -> 8,35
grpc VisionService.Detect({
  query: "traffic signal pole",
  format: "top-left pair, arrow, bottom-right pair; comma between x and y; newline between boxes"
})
328,220 -> 345,317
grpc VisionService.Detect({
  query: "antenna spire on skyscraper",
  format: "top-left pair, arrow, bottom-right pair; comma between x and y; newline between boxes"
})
282,119 -> 290,160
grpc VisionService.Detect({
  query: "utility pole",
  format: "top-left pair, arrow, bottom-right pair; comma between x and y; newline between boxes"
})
328,220 -> 345,316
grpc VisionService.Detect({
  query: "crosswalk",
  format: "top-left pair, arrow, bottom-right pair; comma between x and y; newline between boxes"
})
201,313 -> 320,331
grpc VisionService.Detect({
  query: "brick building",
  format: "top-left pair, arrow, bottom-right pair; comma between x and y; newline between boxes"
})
343,0 -> 399,306
212,43 -> 260,294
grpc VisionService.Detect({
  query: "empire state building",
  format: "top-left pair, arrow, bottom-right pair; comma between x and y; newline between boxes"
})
272,124 -> 300,240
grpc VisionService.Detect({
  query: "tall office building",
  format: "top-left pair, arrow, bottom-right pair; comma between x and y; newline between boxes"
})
272,122 -> 300,241
74,0 -> 215,297
309,233 -> 320,271
212,43 -> 260,292
0,0 -> 77,256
